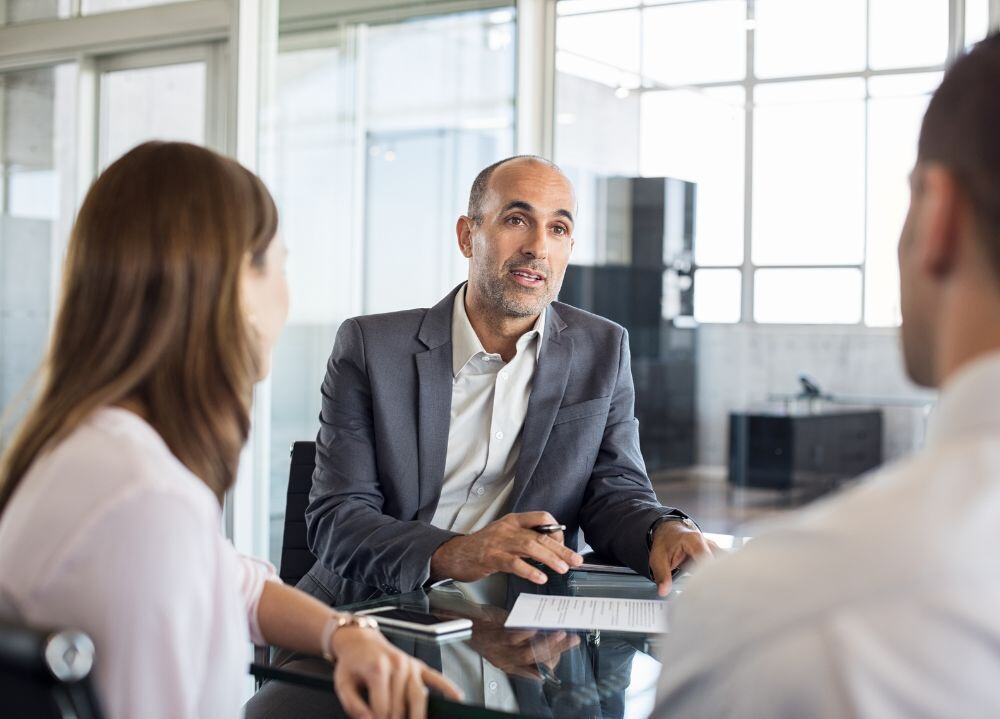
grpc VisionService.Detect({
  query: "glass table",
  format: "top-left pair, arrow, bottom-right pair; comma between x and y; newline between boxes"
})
245,568 -> 681,719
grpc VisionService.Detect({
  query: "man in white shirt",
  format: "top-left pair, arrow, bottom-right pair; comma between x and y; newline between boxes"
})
304,156 -> 716,605
655,34 -> 1000,718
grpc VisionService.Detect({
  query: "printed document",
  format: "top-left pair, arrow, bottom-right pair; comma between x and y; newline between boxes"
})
504,594 -> 668,634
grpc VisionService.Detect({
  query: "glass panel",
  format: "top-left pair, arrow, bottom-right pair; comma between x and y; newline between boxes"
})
1,64 -> 77,440
640,86 -> 745,266
864,73 -> 940,327
754,268 -> 862,324
82,0 -> 194,13
754,0 -> 866,78
265,8 -> 516,566
1,0 -> 72,23
965,0 -> 992,49
642,1 -> 746,85
869,0 -> 949,70
557,9 -> 641,77
99,62 -> 206,169
752,78 -> 866,266
694,268 -> 741,323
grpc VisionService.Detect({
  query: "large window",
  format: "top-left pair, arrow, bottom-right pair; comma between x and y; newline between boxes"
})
0,64 -> 77,428
262,6 -> 516,563
555,0 -> 993,326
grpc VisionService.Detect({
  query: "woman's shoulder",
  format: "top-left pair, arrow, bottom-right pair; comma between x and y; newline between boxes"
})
47,406 -> 217,509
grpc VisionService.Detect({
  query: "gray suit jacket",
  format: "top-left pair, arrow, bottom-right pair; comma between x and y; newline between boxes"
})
305,284 -> 681,598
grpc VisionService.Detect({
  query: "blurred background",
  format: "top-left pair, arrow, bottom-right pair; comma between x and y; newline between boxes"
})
1,0 -> 996,563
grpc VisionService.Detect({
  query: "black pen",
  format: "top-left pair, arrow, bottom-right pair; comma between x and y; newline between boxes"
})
532,523 -> 567,534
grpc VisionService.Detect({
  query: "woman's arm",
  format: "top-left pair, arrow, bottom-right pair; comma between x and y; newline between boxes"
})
255,579 -> 462,719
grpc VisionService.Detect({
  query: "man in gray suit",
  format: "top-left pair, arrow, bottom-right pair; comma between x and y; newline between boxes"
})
304,156 -> 716,604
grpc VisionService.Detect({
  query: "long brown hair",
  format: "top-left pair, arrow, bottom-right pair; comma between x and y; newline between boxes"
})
0,141 -> 278,514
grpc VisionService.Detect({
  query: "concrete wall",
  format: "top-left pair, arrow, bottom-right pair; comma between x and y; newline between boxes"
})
695,323 -> 935,469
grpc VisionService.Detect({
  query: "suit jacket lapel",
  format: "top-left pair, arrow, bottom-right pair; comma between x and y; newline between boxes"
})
508,305 -> 572,511
415,285 -> 463,521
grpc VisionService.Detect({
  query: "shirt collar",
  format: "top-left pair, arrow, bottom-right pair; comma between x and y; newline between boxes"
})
926,349 -> 1000,448
451,284 -> 546,377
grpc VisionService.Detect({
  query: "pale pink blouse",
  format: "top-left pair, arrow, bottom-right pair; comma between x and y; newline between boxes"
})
0,407 -> 278,718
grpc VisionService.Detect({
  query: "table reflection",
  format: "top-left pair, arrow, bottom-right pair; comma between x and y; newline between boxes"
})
245,569 -> 673,719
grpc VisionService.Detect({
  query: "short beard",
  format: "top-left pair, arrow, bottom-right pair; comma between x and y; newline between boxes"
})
475,261 -> 555,319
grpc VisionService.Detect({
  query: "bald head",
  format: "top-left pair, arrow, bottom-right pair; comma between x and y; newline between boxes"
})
467,155 -> 570,224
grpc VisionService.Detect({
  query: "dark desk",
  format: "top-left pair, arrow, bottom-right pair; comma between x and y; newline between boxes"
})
246,570 -> 673,719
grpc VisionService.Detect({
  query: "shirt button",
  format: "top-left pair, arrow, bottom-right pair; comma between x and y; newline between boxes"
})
476,487 -> 485,496
489,681 -> 499,693
495,431 -> 504,440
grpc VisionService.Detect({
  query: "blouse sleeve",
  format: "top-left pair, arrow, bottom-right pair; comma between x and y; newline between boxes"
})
233,550 -> 281,646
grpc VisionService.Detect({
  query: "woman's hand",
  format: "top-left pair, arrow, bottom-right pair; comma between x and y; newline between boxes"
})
330,626 -> 463,719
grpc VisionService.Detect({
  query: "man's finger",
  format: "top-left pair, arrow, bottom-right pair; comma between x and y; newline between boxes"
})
532,632 -> 580,663
511,511 -> 559,529
505,556 -> 548,584
707,539 -> 726,557
650,551 -> 674,597
682,534 -> 714,563
538,534 -> 583,566
515,535 -> 573,574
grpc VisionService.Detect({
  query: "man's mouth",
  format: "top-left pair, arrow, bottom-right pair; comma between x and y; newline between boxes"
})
509,268 -> 547,288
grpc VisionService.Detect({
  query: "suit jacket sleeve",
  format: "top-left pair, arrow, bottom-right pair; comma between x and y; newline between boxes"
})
305,318 -> 459,593
577,328 -> 679,577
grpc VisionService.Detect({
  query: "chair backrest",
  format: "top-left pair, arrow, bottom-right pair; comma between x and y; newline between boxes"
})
0,619 -> 104,719
279,441 -> 318,587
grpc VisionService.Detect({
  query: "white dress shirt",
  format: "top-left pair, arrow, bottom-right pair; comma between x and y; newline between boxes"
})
0,407 -> 278,719
430,284 -> 544,534
654,351 -> 1000,719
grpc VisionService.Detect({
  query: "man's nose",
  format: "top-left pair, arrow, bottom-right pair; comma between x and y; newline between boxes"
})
522,226 -> 549,259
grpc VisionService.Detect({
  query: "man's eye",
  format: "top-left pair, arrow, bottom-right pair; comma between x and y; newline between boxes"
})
552,226 -> 566,235
508,216 -> 525,226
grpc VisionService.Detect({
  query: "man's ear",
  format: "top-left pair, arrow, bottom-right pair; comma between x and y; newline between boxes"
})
916,164 -> 963,279
456,216 -> 474,259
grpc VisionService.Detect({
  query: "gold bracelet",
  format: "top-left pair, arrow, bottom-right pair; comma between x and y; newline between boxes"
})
320,613 -> 379,662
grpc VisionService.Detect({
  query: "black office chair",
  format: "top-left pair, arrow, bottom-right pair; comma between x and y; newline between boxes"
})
0,618 -> 104,719
279,441 -> 318,587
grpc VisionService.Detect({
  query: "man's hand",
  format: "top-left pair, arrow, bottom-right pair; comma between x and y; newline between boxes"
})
470,626 -> 580,681
430,511 -> 583,584
649,519 -> 722,597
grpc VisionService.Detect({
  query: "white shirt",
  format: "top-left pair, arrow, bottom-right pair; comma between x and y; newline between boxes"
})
430,284 -> 544,534
0,407 -> 278,719
655,351 -> 1000,719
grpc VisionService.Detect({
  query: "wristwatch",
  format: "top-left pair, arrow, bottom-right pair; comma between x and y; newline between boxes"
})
646,510 -> 699,550
321,612 -> 379,662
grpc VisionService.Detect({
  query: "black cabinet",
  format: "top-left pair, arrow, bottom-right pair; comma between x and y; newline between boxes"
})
728,410 -> 883,491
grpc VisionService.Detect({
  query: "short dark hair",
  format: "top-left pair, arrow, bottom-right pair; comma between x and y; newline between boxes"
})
919,33 -> 1000,271
467,155 -> 562,223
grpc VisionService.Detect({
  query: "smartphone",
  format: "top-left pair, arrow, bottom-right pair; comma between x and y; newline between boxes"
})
355,606 -> 474,636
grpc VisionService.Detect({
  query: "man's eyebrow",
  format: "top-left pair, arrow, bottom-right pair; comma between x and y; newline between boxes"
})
500,200 -> 534,214
500,200 -> 575,224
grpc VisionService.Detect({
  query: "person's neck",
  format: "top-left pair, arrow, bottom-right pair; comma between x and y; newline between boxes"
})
464,286 -> 540,363
935,277 -> 1000,387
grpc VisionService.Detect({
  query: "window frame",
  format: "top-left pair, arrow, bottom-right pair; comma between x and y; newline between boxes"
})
551,0 -> 1000,327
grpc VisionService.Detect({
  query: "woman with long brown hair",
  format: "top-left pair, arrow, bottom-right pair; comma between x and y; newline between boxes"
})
0,141 -> 460,719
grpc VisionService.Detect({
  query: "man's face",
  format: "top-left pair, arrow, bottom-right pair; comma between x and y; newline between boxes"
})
898,166 -> 938,387
460,159 -> 576,318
